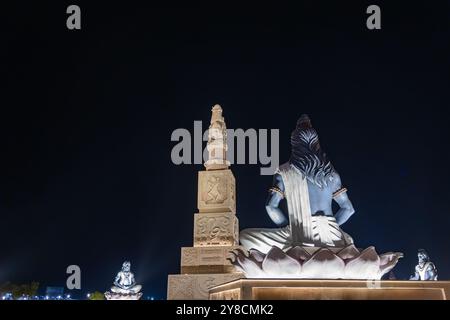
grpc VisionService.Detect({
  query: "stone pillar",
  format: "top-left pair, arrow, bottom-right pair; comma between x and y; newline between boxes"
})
167,105 -> 244,300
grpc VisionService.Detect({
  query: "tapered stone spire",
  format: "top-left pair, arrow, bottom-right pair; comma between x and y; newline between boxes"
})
167,105 -> 242,300
204,104 -> 230,170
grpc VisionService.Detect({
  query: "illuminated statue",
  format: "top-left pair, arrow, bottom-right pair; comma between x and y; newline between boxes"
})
231,114 -> 403,280
410,249 -> 438,281
240,114 -> 355,252
105,261 -> 142,300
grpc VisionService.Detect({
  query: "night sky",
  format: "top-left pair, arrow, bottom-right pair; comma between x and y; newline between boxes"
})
2,1 -> 450,298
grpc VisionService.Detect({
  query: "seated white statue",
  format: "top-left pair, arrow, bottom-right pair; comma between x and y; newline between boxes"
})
409,249 -> 438,281
110,261 -> 142,294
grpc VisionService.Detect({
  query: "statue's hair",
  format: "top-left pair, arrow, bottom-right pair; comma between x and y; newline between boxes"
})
290,118 -> 335,188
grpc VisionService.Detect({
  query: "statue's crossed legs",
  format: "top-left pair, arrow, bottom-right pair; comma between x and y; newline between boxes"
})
240,216 -> 353,253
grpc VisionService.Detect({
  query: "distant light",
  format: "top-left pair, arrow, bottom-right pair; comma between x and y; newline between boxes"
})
87,293 -> 91,298
150,297 -> 154,300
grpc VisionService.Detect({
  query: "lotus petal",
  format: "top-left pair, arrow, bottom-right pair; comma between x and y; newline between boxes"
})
301,248 -> 345,279
337,245 -> 360,260
248,248 -> 266,264
286,246 -> 311,264
344,246 -> 380,279
378,252 -> 404,278
231,248 -> 266,277
262,246 -> 301,277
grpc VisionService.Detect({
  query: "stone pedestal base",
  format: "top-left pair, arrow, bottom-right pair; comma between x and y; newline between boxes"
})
209,279 -> 450,300
181,246 -> 241,274
167,273 -> 243,300
104,291 -> 142,300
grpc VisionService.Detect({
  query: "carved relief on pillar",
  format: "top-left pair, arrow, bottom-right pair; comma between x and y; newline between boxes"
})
194,213 -> 239,247
198,170 -> 236,214
181,246 -> 241,274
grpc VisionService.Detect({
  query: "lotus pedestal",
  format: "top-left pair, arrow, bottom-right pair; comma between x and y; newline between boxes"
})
209,279 -> 450,300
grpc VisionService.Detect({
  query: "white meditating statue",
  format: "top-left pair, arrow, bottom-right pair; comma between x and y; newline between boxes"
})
111,261 -> 142,294
105,261 -> 143,300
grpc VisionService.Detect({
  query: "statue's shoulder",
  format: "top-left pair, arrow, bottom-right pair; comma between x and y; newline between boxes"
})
276,162 -> 292,174
330,171 -> 342,191
426,262 -> 436,271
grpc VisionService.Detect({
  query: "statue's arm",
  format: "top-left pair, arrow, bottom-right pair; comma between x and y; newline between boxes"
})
130,273 -> 136,285
332,173 -> 355,226
409,269 -> 420,280
265,174 -> 288,226
114,273 -> 121,287
426,264 -> 437,280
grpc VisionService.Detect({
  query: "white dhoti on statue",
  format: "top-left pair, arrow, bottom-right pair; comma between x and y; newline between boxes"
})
240,216 -> 353,253
240,164 -> 353,253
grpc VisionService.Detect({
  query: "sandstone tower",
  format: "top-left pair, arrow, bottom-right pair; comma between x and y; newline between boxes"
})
167,105 -> 243,300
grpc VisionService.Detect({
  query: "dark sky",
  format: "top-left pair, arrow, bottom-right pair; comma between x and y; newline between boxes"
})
1,1 -> 450,298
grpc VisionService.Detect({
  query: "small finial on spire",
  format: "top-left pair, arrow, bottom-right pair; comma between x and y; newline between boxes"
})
212,104 -> 222,111
210,104 -> 223,123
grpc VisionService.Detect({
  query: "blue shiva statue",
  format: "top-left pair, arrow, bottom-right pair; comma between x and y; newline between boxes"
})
240,114 -> 355,252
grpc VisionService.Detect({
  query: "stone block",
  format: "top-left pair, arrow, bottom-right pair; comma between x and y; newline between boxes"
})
167,273 -> 243,300
181,246 -> 241,274
198,170 -> 235,214
193,213 -> 239,247
209,279 -> 450,300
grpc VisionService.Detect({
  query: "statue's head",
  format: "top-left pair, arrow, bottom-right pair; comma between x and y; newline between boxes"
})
122,261 -> 131,272
417,249 -> 430,264
290,114 -> 335,188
